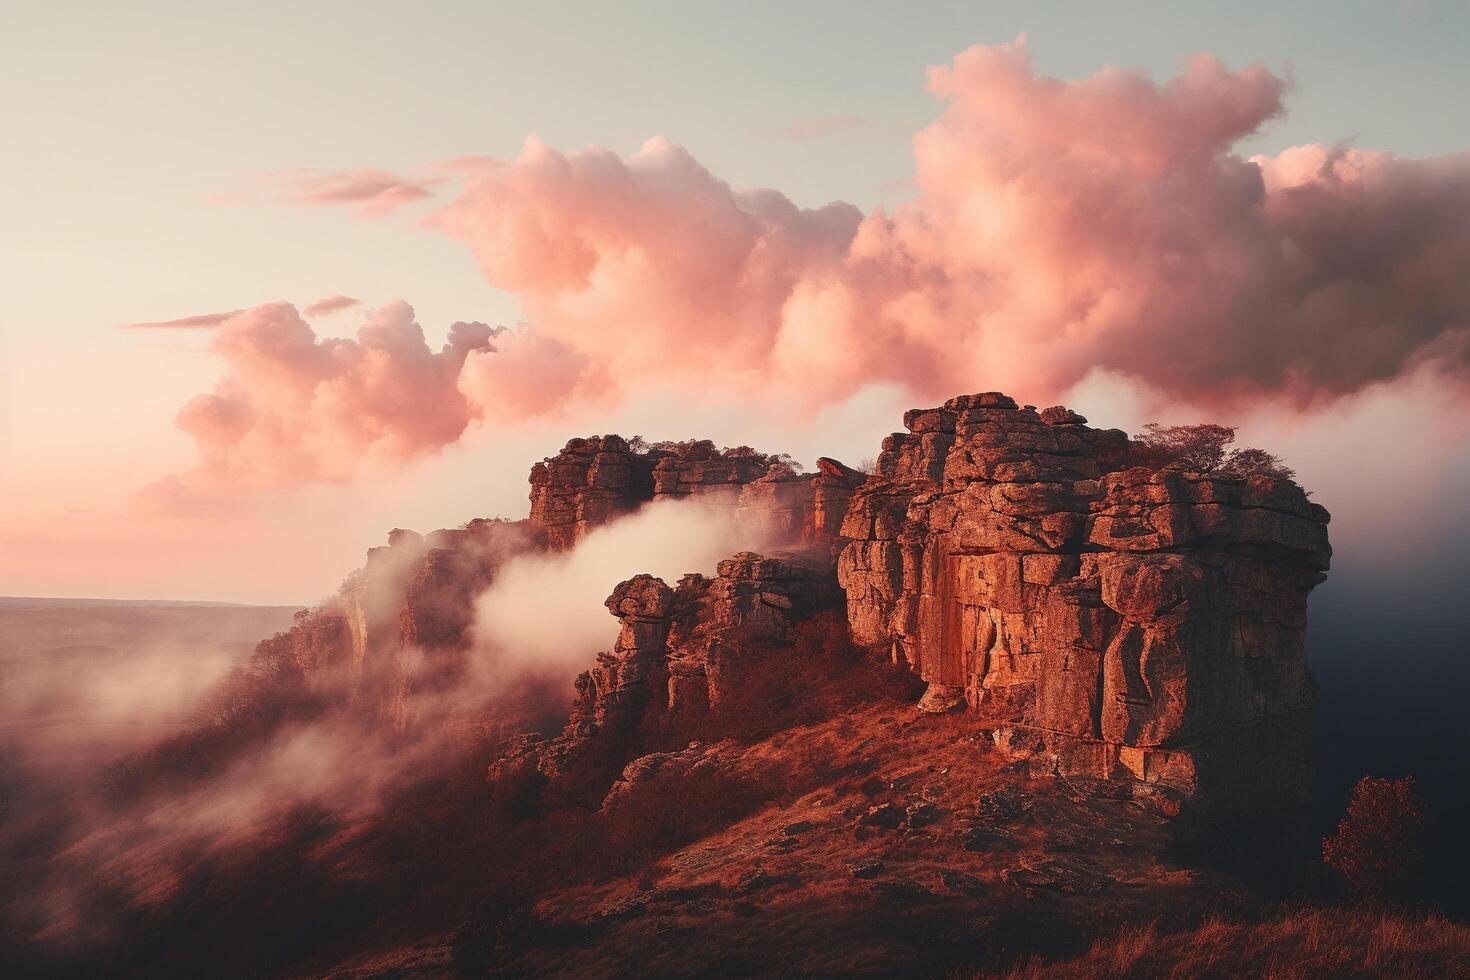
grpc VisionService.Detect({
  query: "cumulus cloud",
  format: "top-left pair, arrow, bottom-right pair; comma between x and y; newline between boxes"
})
434,36 -> 1470,416
143,301 -> 500,504
152,37 -> 1470,490
302,294 -> 360,317
457,327 -> 597,421
872,38 -> 1470,407
434,134 -> 863,412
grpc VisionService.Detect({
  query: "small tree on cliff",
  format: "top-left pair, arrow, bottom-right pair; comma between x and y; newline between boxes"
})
764,452 -> 802,478
1323,775 -> 1425,901
1133,423 -> 1296,480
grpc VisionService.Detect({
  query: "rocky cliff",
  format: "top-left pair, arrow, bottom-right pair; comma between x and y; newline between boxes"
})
528,435 -> 864,551
272,391 -> 1329,824
838,393 -> 1330,813
41,392 -> 1337,979
257,517 -> 544,729
487,550 -> 852,806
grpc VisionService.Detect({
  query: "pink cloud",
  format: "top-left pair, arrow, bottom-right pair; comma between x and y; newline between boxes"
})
118,309 -> 244,329
433,134 -> 862,416
756,113 -> 869,141
144,302 -> 498,504
302,294 -> 361,317
152,37 -> 1470,491
458,328 -> 596,421
271,168 -> 439,217
435,36 -> 1470,415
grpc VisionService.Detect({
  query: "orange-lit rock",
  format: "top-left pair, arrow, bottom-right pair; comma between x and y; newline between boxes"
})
838,392 -> 1330,815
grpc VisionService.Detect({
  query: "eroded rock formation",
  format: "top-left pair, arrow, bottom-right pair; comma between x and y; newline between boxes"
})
489,550 -> 839,803
529,437 -> 774,549
264,389 -> 1329,824
662,551 -> 840,727
837,393 -> 1330,810
528,436 -> 862,551
267,518 -> 544,730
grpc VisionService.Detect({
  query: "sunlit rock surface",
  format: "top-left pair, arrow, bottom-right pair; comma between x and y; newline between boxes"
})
837,392 -> 1330,814
282,390 -> 1330,821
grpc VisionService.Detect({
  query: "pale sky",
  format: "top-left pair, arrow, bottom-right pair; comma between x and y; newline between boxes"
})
3,1 -> 1469,603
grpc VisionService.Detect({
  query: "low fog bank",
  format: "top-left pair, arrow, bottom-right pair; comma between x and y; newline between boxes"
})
0,499 -> 787,961
0,601 -> 300,767
470,498 -> 780,676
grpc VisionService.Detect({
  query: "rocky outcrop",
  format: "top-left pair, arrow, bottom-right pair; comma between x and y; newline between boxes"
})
172,391 -> 1347,980
733,457 -> 868,552
489,549 -> 841,804
529,436 -> 862,551
274,518 -> 544,730
530,437 -> 781,549
837,393 -> 1330,812
267,389 -> 1329,824
279,435 -> 816,733
812,457 -> 870,538
662,552 -> 839,727
528,436 -> 654,550
650,442 -> 777,503
253,607 -> 354,681
568,575 -> 677,740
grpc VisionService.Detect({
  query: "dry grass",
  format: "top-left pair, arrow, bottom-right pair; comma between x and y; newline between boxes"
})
976,907 -> 1470,980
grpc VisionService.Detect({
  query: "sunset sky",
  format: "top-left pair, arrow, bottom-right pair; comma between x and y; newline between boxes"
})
3,1 -> 1469,604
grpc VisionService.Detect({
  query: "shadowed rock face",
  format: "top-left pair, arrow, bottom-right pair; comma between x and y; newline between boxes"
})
265,518 -> 544,731
661,551 -> 840,731
837,393 -> 1331,814
488,550 -> 841,803
574,574 -> 677,741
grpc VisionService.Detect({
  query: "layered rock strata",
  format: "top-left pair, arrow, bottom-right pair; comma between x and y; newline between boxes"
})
273,437 -> 827,735
572,552 -> 834,743
837,393 -> 1331,809
260,389 -> 1330,822
528,437 -> 862,551
490,551 -> 836,802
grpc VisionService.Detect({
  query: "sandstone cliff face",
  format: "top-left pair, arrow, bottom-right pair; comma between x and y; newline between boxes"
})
277,434 -> 825,735
661,551 -> 840,729
528,436 -> 654,550
837,393 -> 1330,808
489,550 -> 839,803
266,389 -> 1329,821
164,391 -> 1349,980
270,518 -> 543,730
528,437 -> 861,551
